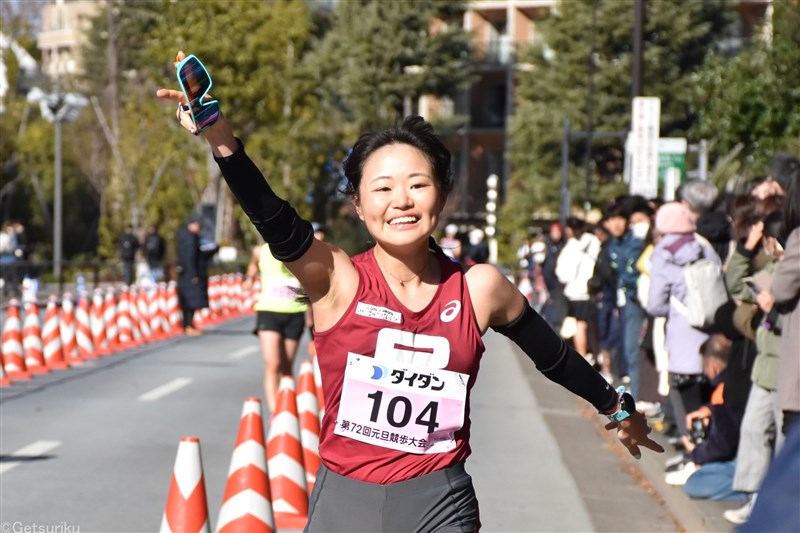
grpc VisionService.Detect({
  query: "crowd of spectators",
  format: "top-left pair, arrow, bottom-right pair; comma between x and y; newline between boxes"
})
487,151 -> 799,525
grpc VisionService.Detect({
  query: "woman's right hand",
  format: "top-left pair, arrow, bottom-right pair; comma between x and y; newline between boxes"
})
744,221 -> 764,251
156,51 -> 237,157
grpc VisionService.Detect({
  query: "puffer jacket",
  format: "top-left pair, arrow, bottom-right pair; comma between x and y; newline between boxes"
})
647,233 -> 719,375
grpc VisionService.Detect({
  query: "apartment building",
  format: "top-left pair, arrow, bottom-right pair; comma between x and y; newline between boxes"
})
37,0 -> 103,79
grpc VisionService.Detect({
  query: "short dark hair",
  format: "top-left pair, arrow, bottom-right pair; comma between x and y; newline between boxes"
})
341,115 -> 454,198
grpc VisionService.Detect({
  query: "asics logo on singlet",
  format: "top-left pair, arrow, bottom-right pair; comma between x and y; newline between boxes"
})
440,300 -> 461,323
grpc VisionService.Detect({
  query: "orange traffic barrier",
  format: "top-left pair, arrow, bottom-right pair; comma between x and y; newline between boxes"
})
266,376 -> 308,531
91,289 -> 110,356
59,292 -> 83,365
160,436 -> 210,533
22,302 -> 48,374
216,397 -> 275,533
297,361 -> 321,494
42,295 -> 68,370
103,288 -> 120,352
2,299 -> 31,380
75,294 -> 96,360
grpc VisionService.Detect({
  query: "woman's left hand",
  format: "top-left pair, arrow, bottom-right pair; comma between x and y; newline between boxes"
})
604,411 -> 665,459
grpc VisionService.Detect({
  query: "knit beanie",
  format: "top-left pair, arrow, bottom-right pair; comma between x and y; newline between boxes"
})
655,202 -> 696,234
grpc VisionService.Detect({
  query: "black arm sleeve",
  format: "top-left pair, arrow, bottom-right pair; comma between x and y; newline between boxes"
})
214,139 -> 313,262
491,304 -> 618,413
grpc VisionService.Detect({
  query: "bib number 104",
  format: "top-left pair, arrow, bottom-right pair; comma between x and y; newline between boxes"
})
367,391 -> 440,434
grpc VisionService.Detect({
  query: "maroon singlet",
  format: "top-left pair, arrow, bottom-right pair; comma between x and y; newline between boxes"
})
313,248 -> 485,484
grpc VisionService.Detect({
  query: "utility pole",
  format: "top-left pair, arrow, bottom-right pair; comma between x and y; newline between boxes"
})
632,0 -> 644,99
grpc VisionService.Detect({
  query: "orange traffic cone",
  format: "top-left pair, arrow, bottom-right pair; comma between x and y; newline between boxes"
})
0,358 -> 11,386
127,286 -> 144,345
59,292 -> 83,365
297,361 -> 321,494
104,287 -> 120,352
2,299 -> 31,380
216,398 -> 275,533
42,295 -> 68,370
135,287 -> 153,342
91,289 -> 110,356
22,302 -> 48,374
75,294 -> 96,360
267,376 -> 308,531
167,282 -> 182,332
160,437 -> 210,533
115,287 -> 136,349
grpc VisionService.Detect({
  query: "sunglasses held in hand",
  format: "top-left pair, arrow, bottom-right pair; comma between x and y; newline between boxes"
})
175,54 -> 220,134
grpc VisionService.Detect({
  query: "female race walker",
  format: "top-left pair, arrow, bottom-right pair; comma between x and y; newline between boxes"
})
158,52 -> 662,532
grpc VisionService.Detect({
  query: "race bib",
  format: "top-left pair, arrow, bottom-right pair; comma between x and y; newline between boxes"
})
335,353 -> 468,454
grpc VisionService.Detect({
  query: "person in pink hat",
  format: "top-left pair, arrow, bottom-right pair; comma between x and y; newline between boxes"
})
646,201 -> 723,484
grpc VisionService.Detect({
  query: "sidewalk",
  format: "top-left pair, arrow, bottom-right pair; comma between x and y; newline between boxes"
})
471,331 -> 741,532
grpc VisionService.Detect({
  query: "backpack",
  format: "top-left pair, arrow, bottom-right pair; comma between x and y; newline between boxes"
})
666,234 -> 728,329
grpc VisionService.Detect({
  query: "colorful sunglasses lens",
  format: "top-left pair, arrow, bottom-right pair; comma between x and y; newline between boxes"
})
178,58 -> 211,102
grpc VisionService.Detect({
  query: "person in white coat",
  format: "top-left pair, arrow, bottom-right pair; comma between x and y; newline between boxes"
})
556,217 -> 601,360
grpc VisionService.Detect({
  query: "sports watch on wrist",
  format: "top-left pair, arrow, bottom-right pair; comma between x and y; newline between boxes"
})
605,386 -> 636,423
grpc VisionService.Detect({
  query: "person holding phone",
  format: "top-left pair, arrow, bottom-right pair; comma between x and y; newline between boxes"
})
158,52 -> 663,531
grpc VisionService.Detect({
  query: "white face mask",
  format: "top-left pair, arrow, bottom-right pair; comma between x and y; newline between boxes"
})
631,222 -> 650,240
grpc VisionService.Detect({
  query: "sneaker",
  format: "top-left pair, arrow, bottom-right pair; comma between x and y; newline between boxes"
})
664,461 -> 697,486
637,400 -> 663,419
664,453 -> 688,471
184,326 -> 204,336
723,494 -> 756,525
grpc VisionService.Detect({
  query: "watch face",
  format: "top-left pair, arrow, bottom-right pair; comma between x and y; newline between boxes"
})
620,392 -> 636,413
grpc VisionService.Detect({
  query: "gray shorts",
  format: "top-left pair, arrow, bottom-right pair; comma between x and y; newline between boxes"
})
305,462 -> 480,532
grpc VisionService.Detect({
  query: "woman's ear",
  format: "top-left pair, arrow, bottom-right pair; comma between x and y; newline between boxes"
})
352,197 -> 364,220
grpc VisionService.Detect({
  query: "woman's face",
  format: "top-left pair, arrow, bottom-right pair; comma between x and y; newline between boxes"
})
353,143 -> 444,251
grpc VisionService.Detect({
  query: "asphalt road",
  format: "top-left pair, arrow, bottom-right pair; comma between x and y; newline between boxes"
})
1,314 -> 737,532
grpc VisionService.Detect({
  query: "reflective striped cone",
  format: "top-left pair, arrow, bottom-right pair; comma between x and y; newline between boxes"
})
297,361 -> 321,494
75,295 -> 96,360
115,287 -> 136,349
0,357 -> 11,386
1,299 -> 31,380
127,286 -> 144,345
22,302 -> 48,374
59,292 -> 83,364
267,376 -> 308,531
157,283 -> 173,338
216,398 -> 275,533
311,352 -> 325,420
160,437 -> 210,533
167,282 -> 181,332
149,287 -> 166,341
42,295 -> 68,370
91,289 -> 110,356
136,288 -> 152,342
103,288 -> 120,352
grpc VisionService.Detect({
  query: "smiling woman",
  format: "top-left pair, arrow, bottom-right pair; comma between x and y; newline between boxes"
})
158,51 -> 663,532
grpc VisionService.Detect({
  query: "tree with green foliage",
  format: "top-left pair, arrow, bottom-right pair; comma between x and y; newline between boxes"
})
304,0 -> 472,134
502,0 -> 732,264
691,0 -> 800,183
